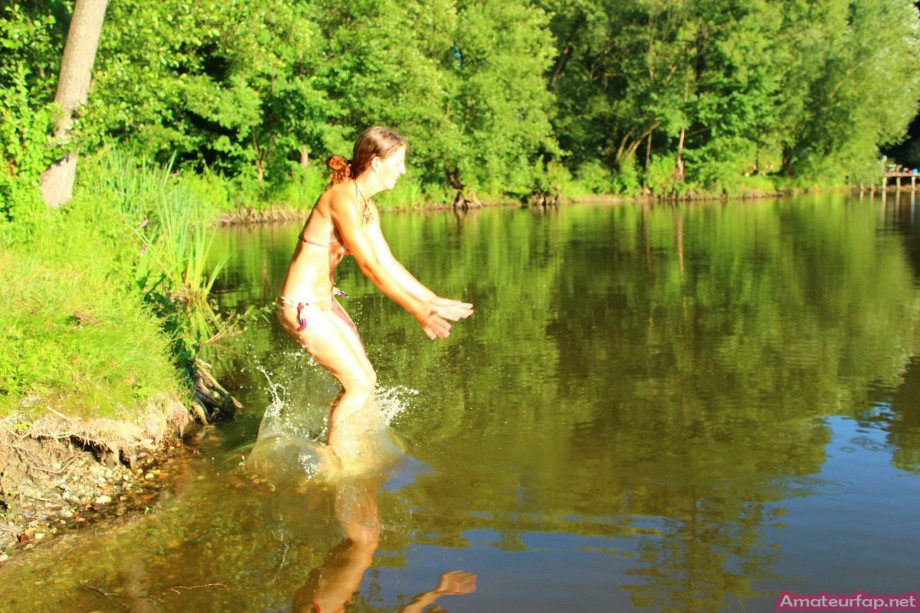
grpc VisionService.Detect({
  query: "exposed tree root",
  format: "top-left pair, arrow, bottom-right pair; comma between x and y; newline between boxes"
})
191,358 -> 242,424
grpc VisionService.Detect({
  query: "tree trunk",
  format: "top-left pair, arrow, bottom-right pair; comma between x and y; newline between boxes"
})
548,14 -> 585,91
39,0 -> 108,208
674,127 -> 685,180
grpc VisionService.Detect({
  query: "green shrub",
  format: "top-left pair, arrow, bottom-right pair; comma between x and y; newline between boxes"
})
644,154 -> 678,195
575,160 -> 617,195
375,176 -> 426,210
610,158 -> 641,196
269,164 -> 328,211
422,181 -> 452,206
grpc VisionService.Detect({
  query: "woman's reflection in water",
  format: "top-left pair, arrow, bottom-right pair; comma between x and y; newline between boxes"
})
293,475 -> 477,612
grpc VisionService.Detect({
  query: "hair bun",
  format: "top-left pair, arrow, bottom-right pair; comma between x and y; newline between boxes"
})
326,155 -> 352,184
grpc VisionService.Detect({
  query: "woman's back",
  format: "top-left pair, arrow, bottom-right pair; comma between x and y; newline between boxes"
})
279,183 -> 351,302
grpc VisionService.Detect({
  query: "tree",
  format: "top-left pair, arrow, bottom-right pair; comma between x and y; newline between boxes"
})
776,0 -> 920,182
306,0 -> 557,196
444,0 -> 558,195
39,0 -> 107,208
539,0 -> 920,191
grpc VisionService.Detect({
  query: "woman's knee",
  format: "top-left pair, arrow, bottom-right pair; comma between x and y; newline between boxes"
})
343,369 -> 377,399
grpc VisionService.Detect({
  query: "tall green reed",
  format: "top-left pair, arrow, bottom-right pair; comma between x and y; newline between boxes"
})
86,148 -> 236,359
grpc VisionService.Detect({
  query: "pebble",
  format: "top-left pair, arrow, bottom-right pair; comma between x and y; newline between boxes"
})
95,495 -> 112,505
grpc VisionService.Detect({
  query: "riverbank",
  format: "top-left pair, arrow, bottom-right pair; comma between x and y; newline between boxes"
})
0,400 -> 190,561
0,153 -> 245,563
0,355 -> 244,563
218,190 -> 776,225
217,184 -> 803,226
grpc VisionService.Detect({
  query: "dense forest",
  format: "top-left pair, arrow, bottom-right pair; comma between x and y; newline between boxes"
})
2,0 -> 920,207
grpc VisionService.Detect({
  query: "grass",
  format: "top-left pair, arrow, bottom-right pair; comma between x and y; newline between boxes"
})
0,245 -> 182,422
0,148 -> 238,424
137,181 -> 229,355
85,149 -> 240,355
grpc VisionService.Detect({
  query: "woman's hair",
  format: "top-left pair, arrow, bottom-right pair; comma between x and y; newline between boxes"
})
326,126 -> 406,185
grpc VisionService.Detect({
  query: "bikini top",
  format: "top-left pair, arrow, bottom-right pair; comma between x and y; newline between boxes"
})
299,231 -> 349,256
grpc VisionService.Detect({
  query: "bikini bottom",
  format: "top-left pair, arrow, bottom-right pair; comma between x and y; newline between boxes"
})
277,288 -> 347,332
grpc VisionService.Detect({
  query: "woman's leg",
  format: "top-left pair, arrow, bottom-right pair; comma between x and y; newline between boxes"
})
277,302 -> 377,461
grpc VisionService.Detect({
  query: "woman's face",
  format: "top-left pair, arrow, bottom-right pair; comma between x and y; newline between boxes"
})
374,146 -> 406,191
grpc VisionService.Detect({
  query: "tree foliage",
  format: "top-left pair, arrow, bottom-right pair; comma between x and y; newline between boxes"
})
1,3 -> 62,190
540,0 -> 920,192
3,0 -> 919,199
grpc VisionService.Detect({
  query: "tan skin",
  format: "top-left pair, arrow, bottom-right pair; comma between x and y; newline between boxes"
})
292,476 -> 477,613
291,477 -> 382,613
277,145 -> 474,462
398,571 -> 478,612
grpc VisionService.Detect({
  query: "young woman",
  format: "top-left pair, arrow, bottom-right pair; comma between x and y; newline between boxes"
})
276,127 -> 474,464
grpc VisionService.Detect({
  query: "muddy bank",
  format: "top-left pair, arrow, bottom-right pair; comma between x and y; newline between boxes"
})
0,432 -> 200,562
0,398 -> 189,560
0,365 -> 239,563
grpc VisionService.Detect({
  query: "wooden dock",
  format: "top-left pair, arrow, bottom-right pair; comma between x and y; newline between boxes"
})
882,171 -> 918,192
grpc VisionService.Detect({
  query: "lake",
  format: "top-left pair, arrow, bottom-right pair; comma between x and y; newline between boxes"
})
3,193 -> 920,612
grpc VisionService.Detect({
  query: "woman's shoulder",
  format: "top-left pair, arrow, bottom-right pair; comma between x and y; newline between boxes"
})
312,182 -> 345,210
320,181 -> 354,203
323,182 -> 361,214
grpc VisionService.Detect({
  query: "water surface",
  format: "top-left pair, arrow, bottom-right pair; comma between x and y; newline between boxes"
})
3,194 -> 920,612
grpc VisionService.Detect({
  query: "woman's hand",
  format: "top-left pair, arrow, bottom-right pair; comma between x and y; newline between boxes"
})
430,297 -> 474,321
414,309 -> 452,339
396,570 -> 477,612
413,298 -> 473,339
434,570 -> 477,595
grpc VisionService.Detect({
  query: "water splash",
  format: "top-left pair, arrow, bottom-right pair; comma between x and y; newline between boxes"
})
245,365 -> 419,482
375,385 -> 419,425
255,363 -> 330,442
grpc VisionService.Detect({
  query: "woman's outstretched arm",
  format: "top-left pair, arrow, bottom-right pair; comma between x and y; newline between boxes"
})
329,191 -> 457,338
364,212 -> 474,322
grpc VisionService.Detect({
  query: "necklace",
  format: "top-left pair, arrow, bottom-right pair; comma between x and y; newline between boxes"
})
353,180 -> 371,226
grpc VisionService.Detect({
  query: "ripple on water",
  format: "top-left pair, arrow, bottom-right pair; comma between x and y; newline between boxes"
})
768,475 -> 853,497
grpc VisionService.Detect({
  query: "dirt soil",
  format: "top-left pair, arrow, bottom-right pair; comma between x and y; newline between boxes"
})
0,360 -> 244,564
0,416 -> 207,563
